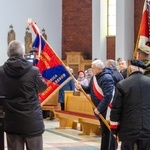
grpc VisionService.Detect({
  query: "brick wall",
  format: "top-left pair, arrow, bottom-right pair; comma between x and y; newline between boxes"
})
62,0 -> 92,60
106,36 -> 116,59
62,0 -> 145,60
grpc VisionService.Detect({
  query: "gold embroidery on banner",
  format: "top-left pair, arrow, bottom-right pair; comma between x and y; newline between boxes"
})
42,51 -> 51,61
40,55 -> 50,69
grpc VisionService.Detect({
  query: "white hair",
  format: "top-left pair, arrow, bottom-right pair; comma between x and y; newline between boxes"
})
92,59 -> 104,69
129,65 -> 145,74
7,40 -> 25,57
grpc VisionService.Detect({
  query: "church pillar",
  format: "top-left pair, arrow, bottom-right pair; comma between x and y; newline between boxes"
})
92,0 -> 107,61
116,0 -> 134,60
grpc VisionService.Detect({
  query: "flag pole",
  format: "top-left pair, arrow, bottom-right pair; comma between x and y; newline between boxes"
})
39,33 -> 110,129
133,0 -> 150,59
28,20 -> 111,131
133,31 -> 140,59
41,34 -> 111,130
79,87 -> 110,130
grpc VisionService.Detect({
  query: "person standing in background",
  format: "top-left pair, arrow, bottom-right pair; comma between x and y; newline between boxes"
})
136,45 -> 150,77
75,70 -> 88,91
118,59 -> 127,79
85,68 -> 93,84
110,59 -> 150,150
58,66 -> 75,110
69,67 -> 77,79
105,59 -> 124,85
0,40 -> 47,150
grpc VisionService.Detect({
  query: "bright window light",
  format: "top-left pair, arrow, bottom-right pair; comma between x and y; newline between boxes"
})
108,0 -> 116,36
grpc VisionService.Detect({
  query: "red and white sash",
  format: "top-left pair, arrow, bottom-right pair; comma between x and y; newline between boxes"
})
92,75 -> 104,100
92,76 -> 114,120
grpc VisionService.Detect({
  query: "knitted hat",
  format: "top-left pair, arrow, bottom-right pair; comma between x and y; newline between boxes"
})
78,70 -> 85,75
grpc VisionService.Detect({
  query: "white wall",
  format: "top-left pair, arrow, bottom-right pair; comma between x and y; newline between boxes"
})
0,0 -> 62,65
116,0 -> 134,61
92,0 -> 107,62
93,0 -> 134,62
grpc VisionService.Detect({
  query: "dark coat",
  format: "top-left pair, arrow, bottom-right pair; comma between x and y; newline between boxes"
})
110,71 -> 150,141
0,56 -> 47,136
82,67 -> 114,118
120,68 -> 127,79
106,67 -> 123,85
58,79 -> 75,103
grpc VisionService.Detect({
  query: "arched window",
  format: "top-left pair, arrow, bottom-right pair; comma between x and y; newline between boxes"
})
108,0 -> 116,36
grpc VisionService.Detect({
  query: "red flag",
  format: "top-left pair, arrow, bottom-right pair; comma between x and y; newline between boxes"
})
28,20 -> 72,106
138,0 -> 150,47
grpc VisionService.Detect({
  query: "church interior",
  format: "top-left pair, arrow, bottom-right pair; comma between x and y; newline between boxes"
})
0,0 -> 146,150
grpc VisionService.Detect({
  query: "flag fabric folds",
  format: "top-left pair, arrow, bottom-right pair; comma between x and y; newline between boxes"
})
29,21 -> 72,106
138,0 -> 150,47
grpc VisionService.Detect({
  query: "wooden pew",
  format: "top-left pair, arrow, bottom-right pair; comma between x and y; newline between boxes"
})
55,91 -> 100,135
42,92 -> 60,119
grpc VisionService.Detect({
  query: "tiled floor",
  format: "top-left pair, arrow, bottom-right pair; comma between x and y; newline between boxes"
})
4,118 -> 121,150
42,119 -> 100,150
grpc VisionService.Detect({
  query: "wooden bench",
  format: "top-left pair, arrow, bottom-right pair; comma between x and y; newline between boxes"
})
42,92 -> 60,119
55,91 -> 100,135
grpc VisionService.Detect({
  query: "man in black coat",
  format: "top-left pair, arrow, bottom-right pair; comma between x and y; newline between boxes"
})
110,59 -> 150,150
0,40 -> 47,150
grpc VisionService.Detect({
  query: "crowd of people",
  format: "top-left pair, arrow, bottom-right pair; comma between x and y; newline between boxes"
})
63,45 -> 150,150
1,39 -> 150,150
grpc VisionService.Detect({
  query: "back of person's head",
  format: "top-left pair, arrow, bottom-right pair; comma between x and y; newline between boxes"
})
117,58 -> 122,62
92,59 -> 104,69
105,59 -> 117,69
129,59 -> 147,74
7,40 -> 25,57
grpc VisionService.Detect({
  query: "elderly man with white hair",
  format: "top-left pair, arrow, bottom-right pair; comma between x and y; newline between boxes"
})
76,59 -> 117,150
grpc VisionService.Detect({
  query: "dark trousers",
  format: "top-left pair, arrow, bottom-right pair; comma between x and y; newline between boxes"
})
60,103 -> 65,110
121,139 -> 150,150
6,133 -> 43,150
100,120 -> 117,150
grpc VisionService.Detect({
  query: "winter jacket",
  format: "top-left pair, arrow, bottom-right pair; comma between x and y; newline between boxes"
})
105,67 -> 123,85
82,67 -> 114,118
58,79 -> 75,103
0,56 -> 47,136
110,71 -> 150,141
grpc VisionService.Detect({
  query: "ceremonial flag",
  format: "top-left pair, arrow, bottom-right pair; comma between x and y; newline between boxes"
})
138,0 -> 150,46
28,20 -> 72,106
134,0 -> 150,57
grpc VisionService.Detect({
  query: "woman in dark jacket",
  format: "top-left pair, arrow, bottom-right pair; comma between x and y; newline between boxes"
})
58,66 -> 75,110
0,40 -> 47,150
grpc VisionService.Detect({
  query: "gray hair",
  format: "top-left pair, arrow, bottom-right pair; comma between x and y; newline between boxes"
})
7,40 -> 25,57
129,65 -> 145,74
92,59 -> 104,69
106,59 -> 117,69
